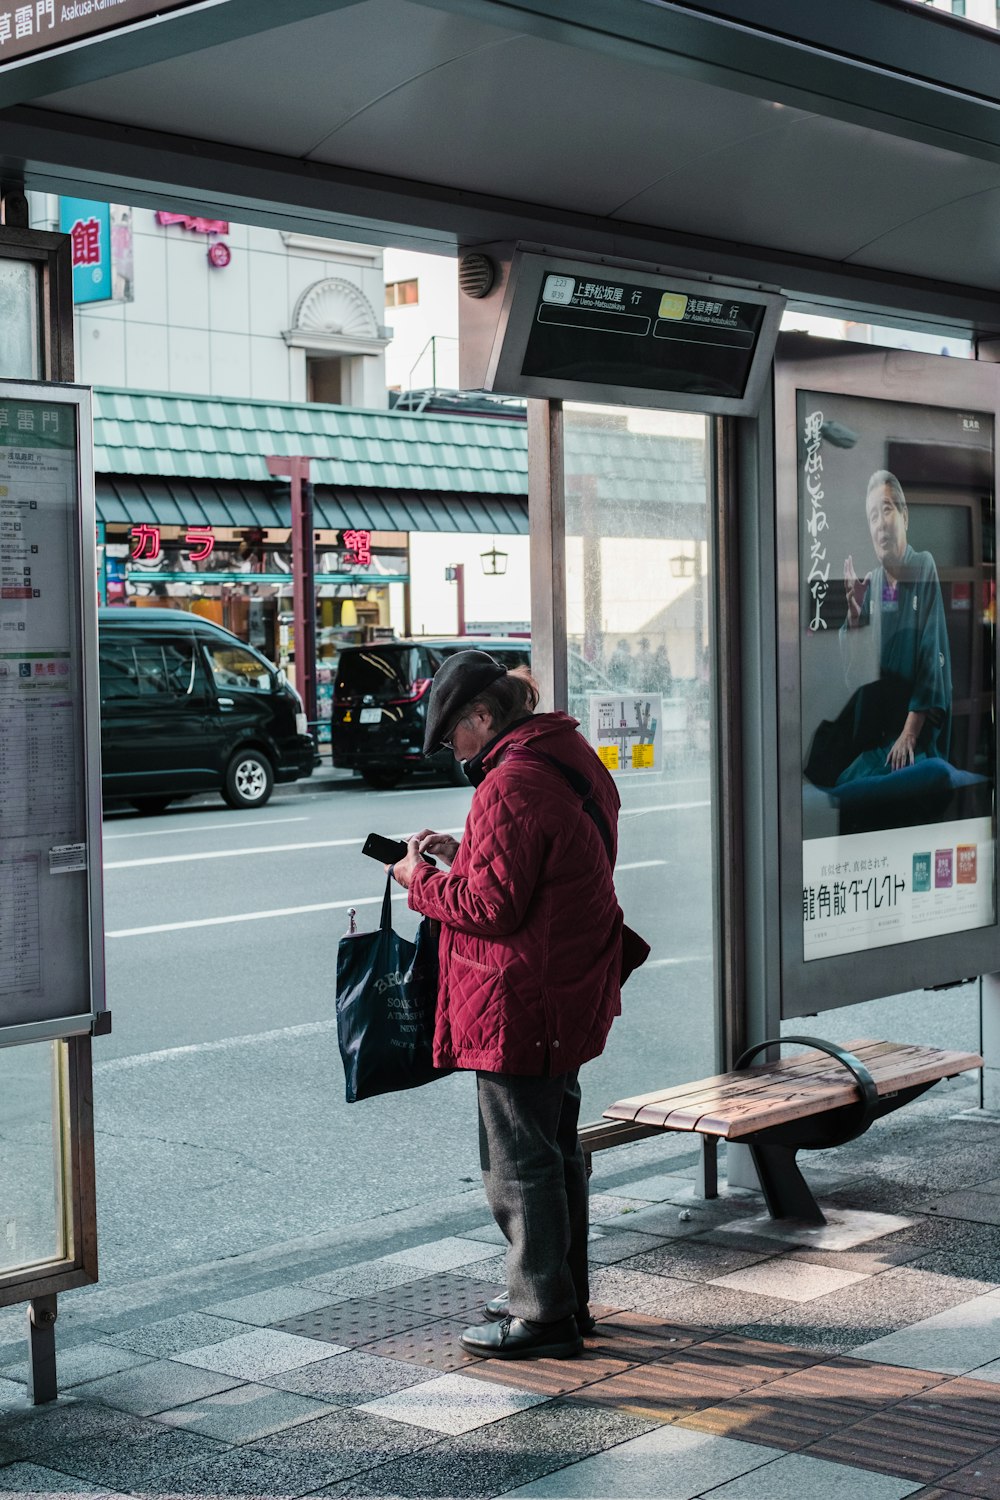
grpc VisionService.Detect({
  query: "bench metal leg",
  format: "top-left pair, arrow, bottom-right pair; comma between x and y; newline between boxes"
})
748,1144 -> 826,1225
696,1137 -> 718,1199
27,1294 -> 57,1405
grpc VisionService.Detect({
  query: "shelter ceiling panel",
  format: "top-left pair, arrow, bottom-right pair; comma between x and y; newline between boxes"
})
842,183 -> 1000,287
617,113 -> 1000,267
30,0 -> 522,160
301,31 -> 813,219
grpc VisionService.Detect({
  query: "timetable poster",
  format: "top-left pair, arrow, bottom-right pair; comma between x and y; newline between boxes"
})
797,389 -> 996,961
0,394 -> 92,1029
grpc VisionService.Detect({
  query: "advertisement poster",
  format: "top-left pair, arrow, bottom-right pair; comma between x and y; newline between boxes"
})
798,389 -> 996,960
589,692 -> 663,773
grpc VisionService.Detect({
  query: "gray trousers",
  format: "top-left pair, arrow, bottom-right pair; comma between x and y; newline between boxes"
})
475,1069 -> 589,1324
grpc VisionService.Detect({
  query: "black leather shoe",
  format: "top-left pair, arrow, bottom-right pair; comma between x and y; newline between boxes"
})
461,1315 -> 583,1360
484,1292 -> 596,1336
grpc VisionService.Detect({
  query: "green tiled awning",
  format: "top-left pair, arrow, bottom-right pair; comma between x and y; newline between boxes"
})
96,476 -> 529,535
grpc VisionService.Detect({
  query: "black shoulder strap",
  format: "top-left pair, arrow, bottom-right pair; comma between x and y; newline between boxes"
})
531,749 -> 614,866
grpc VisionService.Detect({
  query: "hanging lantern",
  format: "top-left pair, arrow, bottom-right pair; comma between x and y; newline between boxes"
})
480,543 -> 508,576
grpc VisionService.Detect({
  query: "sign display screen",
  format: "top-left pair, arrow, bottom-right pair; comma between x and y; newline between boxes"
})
0,384 -> 103,1040
524,273 -> 766,402
475,250 -> 785,416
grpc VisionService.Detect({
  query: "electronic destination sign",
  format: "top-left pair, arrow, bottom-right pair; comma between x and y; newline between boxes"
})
462,248 -> 785,416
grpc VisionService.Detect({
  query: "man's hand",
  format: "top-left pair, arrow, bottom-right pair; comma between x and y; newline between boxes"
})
415,828 -> 459,866
886,711 -> 926,771
844,555 -> 869,627
387,835 -> 424,889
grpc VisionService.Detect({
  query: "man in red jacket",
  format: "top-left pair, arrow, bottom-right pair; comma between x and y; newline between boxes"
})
390,650 -> 622,1359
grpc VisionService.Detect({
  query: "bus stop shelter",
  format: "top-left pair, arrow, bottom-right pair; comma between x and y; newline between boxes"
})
1,0 -> 999,1393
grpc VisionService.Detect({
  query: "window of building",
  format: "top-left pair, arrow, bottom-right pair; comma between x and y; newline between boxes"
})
952,0 -> 966,15
385,278 -> 419,308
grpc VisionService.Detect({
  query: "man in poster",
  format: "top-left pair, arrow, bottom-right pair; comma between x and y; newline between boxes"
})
838,469 -> 952,785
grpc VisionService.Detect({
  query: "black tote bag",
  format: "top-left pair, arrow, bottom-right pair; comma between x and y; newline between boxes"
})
335,875 -> 447,1103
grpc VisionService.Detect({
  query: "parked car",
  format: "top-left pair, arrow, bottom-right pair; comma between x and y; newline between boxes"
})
98,608 -> 318,812
331,637 -> 531,788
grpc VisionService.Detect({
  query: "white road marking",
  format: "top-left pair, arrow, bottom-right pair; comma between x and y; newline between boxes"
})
105,836 -> 367,869
105,826 -> 469,869
644,956 -> 708,967
95,1017 -> 341,1073
616,860 -> 667,871
619,800 -> 709,817
106,890 -> 408,938
103,816 -> 308,841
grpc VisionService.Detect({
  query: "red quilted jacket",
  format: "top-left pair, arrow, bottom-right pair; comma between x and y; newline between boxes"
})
407,712 -> 623,1075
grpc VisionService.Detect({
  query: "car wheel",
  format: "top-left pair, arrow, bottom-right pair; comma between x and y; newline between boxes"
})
129,796 -> 173,815
361,768 -> 402,789
223,749 -> 274,808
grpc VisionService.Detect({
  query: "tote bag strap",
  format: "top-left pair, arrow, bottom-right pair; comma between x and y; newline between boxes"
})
525,748 -> 614,866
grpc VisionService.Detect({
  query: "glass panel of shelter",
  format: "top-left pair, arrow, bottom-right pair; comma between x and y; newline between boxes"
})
560,403 -> 716,1118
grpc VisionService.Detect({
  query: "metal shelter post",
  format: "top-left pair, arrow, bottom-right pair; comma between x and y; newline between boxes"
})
527,399 -> 567,713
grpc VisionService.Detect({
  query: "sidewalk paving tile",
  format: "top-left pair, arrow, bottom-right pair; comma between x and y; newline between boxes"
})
71,1357 -> 239,1416
380,1239 -> 504,1272
937,1443 -> 1000,1498
605,1172 -> 704,1202
571,1336 -> 821,1424
362,1317 -> 480,1372
587,1229 -> 674,1265
100,1311 -> 247,1358
298,1262 -> 431,1300
359,1369 -> 547,1435
272,1296 -> 442,1347
679,1355 -> 946,1450
804,1375 -> 1000,1484
588,1194 -> 655,1222
0,1461 -> 122,1494
708,1259 -> 871,1302
0,1378 -> 26,1409
249,1405 -> 438,1479
584,1310 -> 713,1364
320,1398 -> 657,1498
264,1349 -> 436,1404
153,1380 -> 335,1444
922,1194 -> 1000,1227
500,1421 -> 783,1497
0,1343 -> 151,1390
173,1327 -> 341,1379
704,1451 -> 922,1498
851,1290 -> 1000,1374
463,1346 -> 635,1398
8,1417 -> 227,1494
375,1272 -> 505,1320
153,1438 -> 385,1499
203,1285 -> 341,1326
625,1241 -> 780,1282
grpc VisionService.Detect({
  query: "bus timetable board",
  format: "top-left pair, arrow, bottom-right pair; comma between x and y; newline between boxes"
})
461,247 -> 785,415
0,381 -> 105,1045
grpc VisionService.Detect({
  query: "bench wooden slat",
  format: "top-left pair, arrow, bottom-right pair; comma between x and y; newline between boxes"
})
605,1043 -> 982,1139
602,1039 -> 900,1120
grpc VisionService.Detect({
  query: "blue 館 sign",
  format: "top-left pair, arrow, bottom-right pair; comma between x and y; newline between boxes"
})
59,198 -> 111,304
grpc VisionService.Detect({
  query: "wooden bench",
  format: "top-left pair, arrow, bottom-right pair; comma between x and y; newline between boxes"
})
579,1036 -> 982,1225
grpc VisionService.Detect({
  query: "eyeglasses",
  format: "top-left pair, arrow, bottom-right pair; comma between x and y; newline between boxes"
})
441,715 -> 467,752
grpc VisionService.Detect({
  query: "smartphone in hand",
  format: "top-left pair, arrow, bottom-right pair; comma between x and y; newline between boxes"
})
362,833 -> 409,864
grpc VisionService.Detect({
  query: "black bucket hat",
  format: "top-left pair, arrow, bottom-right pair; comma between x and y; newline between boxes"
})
423,650 -> 507,754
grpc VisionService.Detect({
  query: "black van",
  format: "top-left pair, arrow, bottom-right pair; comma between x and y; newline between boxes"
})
98,608 -> 318,813
332,637 -> 531,788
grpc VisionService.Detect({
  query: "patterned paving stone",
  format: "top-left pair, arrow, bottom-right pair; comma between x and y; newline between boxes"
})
936,1446 -> 1000,1498
362,1318 -> 479,1372
681,1355 -> 947,1451
375,1273 -> 506,1321
463,1346 -> 634,1399
272,1296 -> 440,1348
806,1375 -> 1000,1484
705,1450 -> 926,1499
583,1311 -> 712,1365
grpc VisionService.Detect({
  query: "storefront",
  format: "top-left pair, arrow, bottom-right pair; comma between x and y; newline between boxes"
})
90,386 -> 529,737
